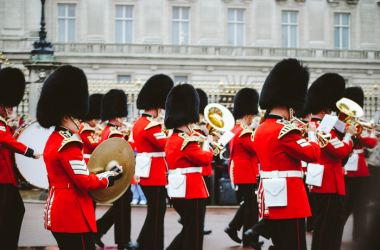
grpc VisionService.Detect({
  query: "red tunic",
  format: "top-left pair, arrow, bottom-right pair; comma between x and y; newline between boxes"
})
165,129 -> 213,199
345,132 -> 377,177
0,118 -> 31,185
309,118 -> 353,195
229,122 -> 259,184
193,124 -> 213,177
254,115 -> 320,219
132,114 -> 168,186
43,128 -> 109,233
78,122 -> 101,164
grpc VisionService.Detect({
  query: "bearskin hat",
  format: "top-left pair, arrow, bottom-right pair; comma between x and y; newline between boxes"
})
37,65 -> 89,129
344,87 -> 364,108
165,84 -> 199,129
84,94 -> 103,121
259,59 -> 310,112
100,89 -> 128,121
233,88 -> 259,120
136,74 -> 174,110
304,73 -> 346,114
0,67 -> 26,107
196,88 -> 208,115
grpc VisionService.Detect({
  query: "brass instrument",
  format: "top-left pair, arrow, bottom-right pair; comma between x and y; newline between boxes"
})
336,98 -> 364,138
88,138 -> 135,203
357,118 -> 380,134
95,124 -> 104,136
156,115 -> 170,135
258,108 -> 266,124
122,122 -> 133,136
193,130 -> 225,156
290,117 -> 331,148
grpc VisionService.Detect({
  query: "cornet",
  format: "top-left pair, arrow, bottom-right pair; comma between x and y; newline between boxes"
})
290,117 -> 331,148
122,122 -> 133,136
193,130 -> 225,156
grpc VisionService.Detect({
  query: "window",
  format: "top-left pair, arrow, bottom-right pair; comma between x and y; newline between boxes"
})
57,5 -> 76,42
172,7 -> 190,45
334,13 -> 349,49
282,12 -> 298,48
115,6 -> 133,44
118,75 -> 131,83
228,9 -> 244,46
174,76 -> 188,84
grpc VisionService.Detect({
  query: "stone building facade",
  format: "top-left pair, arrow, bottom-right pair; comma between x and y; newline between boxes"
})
0,0 -> 380,121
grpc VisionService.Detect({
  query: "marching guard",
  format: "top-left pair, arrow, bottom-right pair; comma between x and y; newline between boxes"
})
165,83 -> 213,250
254,59 -> 321,250
224,88 -> 260,247
79,94 -> 103,165
36,66 -> 122,250
95,89 -> 134,250
0,67 -> 41,250
342,87 -> 377,240
133,74 -> 173,250
304,73 -> 356,250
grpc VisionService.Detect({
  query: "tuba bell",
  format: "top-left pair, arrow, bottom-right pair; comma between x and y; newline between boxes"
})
87,138 -> 135,203
336,98 -> 364,137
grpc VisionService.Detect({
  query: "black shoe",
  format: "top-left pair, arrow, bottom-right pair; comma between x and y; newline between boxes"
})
134,242 -> 140,250
117,243 -> 125,250
126,242 -> 136,250
178,217 -> 183,225
244,229 -> 261,250
94,232 -> 105,248
203,228 -> 212,235
259,240 -> 264,246
224,226 -> 242,244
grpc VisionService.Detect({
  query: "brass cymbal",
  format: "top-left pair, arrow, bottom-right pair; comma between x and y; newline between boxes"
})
87,138 -> 135,204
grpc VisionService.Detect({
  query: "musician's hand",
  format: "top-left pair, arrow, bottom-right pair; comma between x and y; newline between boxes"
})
33,151 -> 41,159
112,171 -> 119,176
346,125 -> 357,135
306,122 -> 317,133
112,164 -> 123,176
206,135 -> 213,143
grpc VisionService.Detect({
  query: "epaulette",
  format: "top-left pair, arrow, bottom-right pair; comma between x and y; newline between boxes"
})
276,120 -> 301,139
178,133 -> 199,151
79,122 -> 95,134
58,131 -> 82,152
0,116 -> 7,126
251,130 -> 256,142
145,117 -> 162,130
239,124 -> 253,138
108,127 -> 123,138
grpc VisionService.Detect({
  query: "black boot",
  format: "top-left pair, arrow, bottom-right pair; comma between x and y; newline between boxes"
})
245,229 -> 261,250
203,228 -> 212,235
224,226 -> 242,244
94,232 -> 105,248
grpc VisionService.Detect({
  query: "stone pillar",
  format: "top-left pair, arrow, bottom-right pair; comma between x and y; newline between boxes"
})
22,61 -> 61,120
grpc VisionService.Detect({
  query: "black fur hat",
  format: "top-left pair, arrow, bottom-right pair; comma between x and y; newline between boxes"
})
100,89 -> 128,121
136,74 -> 174,110
165,84 -> 199,129
84,94 -> 103,121
0,67 -> 26,107
259,59 -> 310,111
37,65 -> 89,129
304,73 -> 346,114
233,88 -> 259,120
344,87 -> 364,108
196,88 -> 208,115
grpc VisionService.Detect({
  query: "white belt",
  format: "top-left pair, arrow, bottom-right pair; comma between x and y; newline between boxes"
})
354,149 -> 364,154
260,170 -> 303,179
137,152 -> 165,157
170,167 -> 202,175
83,154 -> 91,159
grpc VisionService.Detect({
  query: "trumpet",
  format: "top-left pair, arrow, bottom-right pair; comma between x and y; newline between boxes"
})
193,131 -> 224,156
357,118 -> 380,135
290,117 -> 330,148
122,122 -> 133,136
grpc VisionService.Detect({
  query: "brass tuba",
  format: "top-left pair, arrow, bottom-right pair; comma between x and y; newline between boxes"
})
336,98 -> 364,138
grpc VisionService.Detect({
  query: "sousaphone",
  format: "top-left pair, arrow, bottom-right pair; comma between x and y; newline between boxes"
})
88,138 -> 135,203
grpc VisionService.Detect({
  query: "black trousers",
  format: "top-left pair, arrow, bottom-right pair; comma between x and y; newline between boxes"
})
167,198 -> 205,250
343,176 -> 369,240
203,176 -> 211,228
0,184 -> 25,250
311,193 -> 345,250
137,186 -> 167,250
228,184 -> 258,244
96,186 -> 132,244
265,218 -> 307,250
304,178 -> 315,232
252,219 -> 271,239
52,232 -> 95,250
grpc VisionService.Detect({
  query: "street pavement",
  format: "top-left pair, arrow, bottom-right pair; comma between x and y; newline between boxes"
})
18,203 -> 359,250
